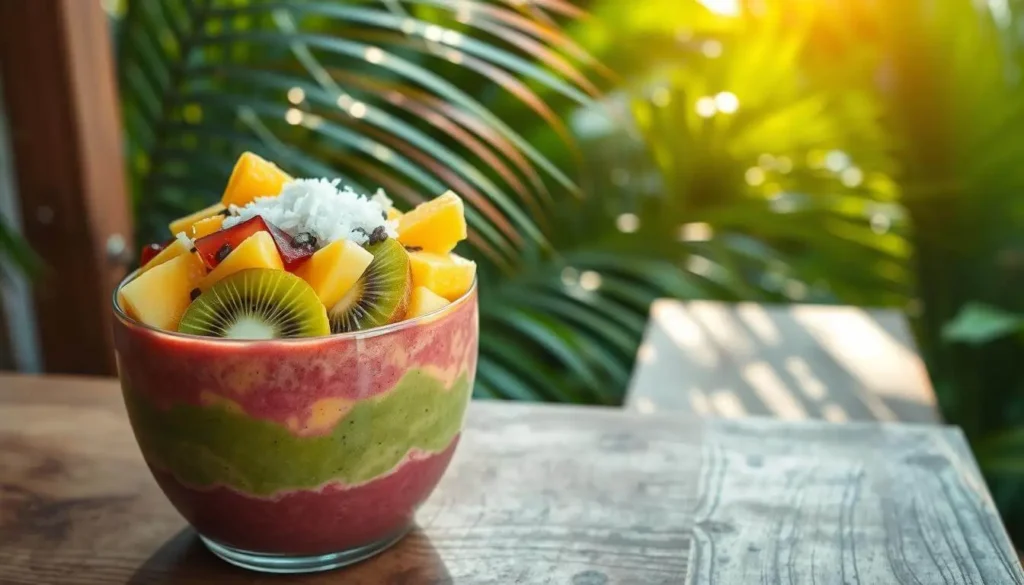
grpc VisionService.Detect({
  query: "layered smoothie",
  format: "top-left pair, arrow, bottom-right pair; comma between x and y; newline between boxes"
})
112,152 -> 478,569
114,285 -> 476,554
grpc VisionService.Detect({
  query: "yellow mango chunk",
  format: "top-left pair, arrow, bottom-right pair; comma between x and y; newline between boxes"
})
386,207 -> 403,221
293,239 -> 374,308
199,231 -> 283,291
221,152 -> 293,207
408,251 -> 476,301
119,253 -> 205,330
397,191 -> 467,253
407,286 -> 450,318
190,215 -> 225,238
140,238 -> 189,274
169,203 -> 225,236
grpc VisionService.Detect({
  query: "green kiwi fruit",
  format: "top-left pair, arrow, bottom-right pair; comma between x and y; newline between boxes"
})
328,238 -> 411,333
178,268 -> 329,339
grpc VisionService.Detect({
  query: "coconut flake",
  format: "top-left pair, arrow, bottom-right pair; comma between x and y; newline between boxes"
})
222,179 -> 396,246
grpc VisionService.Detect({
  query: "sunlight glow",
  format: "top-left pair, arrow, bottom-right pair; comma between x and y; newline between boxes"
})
364,47 -> 385,64
745,167 -> 765,186
651,87 -> 672,107
695,96 -> 717,118
373,145 -> 392,161
616,213 -> 640,233
870,213 -> 891,234
776,156 -> 793,173
825,149 -> 851,172
424,25 -> 445,42
579,271 -> 602,291
349,102 -> 368,119
337,94 -> 353,109
698,0 -> 741,17
702,39 -> 724,58
441,30 -> 463,45
678,222 -> 713,242
840,167 -> 864,187
714,91 -> 739,114
285,108 -> 303,125
287,87 -> 305,105
561,267 -> 579,287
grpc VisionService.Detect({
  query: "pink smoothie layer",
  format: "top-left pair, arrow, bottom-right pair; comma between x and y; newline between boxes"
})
152,436 -> 460,554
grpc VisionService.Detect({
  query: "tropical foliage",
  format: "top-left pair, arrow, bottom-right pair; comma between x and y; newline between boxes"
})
104,0 -> 1024,536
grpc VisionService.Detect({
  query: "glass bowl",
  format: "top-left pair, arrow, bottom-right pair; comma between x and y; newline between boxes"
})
112,275 -> 477,573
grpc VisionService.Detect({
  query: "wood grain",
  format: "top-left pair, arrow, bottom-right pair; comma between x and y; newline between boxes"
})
689,418 -> 1024,585
0,0 -> 132,375
0,374 -> 700,584
627,300 -> 940,424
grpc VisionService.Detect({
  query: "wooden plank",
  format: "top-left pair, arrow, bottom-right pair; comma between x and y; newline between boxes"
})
0,374 -> 700,584
0,0 -> 133,375
2,375 -> 1018,584
690,417 -> 1024,584
627,300 -> 940,424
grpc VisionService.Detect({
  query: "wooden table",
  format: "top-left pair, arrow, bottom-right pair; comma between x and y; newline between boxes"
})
626,300 -> 940,424
2,374 -> 1021,584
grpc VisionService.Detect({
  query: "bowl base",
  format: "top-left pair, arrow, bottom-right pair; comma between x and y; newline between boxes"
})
200,527 -> 409,574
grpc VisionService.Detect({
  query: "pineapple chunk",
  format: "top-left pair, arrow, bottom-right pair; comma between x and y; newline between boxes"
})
198,231 -> 283,291
397,191 -> 467,254
221,152 -> 293,207
119,253 -> 205,330
408,286 -> 450,318
190,215 -> 225,238
293,239 -> 374,308
408,251 -> 476,301
169,203 -> 225,236
140,237 -> 189,274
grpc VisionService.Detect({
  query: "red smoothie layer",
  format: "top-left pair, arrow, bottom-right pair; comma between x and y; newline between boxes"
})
152,436 -> 460,554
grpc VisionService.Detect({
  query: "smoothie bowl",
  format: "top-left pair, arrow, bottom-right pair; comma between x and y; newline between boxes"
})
112,152 -> 478,573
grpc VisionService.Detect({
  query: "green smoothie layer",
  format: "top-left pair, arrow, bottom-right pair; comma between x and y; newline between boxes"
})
123,369 -> 470,496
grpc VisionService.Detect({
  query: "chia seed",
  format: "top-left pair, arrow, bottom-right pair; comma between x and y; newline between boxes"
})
293,232 -> 318,251
404,245 -> 423,252
368,225 -> 388,245
215,243 -> 232,263
189,288 -> 201,301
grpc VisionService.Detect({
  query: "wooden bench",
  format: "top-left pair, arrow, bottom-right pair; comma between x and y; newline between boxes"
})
625,300 -> 941,424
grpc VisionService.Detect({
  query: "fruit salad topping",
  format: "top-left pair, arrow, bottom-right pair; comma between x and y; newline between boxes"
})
120,152 -> 476,339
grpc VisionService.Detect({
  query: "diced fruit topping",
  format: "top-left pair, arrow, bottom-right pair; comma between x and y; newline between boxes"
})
408,251 -> 476,301
198,231 -> 284,291
407,286 -> 451,318
140,239 -> 172,266
294,239 -> 374,309
190,215 -> 225,239
119,253 -> 206,330
221,152 -> 293,207
139,237 -> 190,273
168,203 -> 226,236
193,216 -> 314,271
328,238 -> 411,333
178,268 -> 329,339
397,191 -> 467,254
386,207 -> 403,221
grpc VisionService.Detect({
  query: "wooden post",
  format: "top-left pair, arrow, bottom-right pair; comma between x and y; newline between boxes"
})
0,0 -> 133,375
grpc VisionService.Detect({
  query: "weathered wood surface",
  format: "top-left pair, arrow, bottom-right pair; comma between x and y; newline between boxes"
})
627,300 -> 940,424
2,374 -> 1020,584
0,374 -> 699,584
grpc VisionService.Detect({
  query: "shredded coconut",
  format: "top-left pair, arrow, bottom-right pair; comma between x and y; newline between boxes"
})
222,179 -> 397,246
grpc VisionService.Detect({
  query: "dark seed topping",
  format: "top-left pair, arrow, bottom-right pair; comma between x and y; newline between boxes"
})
215,242 -> 232,263
189,247 -> 197,254
404,245 -> 423,252
293,232 -> 318,251
381,210 -> 388,221
189,288 -> 202,301
368,225 -> 388,245
218,208 -> 231,217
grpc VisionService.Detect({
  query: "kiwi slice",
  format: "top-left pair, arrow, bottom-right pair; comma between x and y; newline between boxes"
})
178,268 -> 329,339
328,238 -> 411,333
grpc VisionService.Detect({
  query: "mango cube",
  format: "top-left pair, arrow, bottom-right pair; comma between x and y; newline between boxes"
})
408,251 -> 476,301
293,239 -> 374,308
140,238 -> 189,274
407,286 -> 450,318
397,191 -> 467,253
221,152 -> 293,207
169,203 -> 225,236
386,207 -> 403,221
190,215 -> 225,238
119,253 -> 205,330
199,231 -> 283,291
